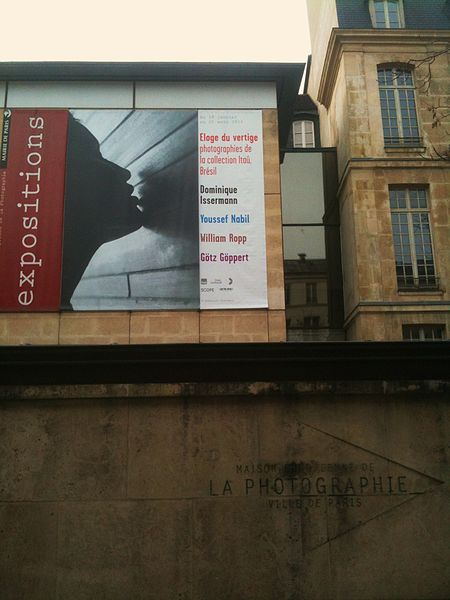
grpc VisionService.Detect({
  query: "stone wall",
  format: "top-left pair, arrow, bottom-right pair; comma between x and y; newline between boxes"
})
339,165 -> 450,339
311,30 -> 450,170
305,0 -> 339,101
0,381 -> 449,599
307,27 -> 450,341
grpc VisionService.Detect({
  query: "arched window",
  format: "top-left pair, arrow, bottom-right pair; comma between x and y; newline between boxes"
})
369,0 -> 404,28
377,66 -> 420,146
292,120 -> 315,148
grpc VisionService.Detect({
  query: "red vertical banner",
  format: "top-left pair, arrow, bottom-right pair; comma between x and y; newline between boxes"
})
0,109 -> 68,310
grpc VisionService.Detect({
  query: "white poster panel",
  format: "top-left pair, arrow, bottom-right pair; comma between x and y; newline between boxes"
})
198,110 -> 267,309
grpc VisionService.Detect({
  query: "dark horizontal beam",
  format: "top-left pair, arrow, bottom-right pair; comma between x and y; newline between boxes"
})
0,61 -> 302,84
0,341 -> 449,385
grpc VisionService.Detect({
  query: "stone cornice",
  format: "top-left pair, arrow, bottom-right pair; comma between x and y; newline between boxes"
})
318,28 -> 450,108
344,301 -> 450,329
337,156 -> 450,196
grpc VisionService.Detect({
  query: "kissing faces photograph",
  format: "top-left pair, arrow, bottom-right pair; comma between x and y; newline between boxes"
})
62,109 -> 200,311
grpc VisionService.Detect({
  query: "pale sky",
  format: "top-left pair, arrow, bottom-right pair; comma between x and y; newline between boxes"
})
1,0 -> 311,64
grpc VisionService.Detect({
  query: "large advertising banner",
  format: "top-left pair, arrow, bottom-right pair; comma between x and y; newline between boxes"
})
0,108 -> 267,312
198,110 -> 267,308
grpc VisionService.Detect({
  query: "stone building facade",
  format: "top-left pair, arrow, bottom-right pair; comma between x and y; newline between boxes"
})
306,0 -> 450,340
0,48 -> 449,600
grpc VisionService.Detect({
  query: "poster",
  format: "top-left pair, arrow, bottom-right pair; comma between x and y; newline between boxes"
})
0,110 -> 68,310
198,110 -> 267,308
0,108 -> 267,311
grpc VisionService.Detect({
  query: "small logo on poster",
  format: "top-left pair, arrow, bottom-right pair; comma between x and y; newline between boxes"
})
1,109 -> 12,168
201,278 -> 207,285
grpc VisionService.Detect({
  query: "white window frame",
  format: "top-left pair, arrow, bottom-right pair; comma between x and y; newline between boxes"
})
377,66 -> 421,146
306,282 -> 318,304
292,120 -> 315,148
369,0 -> 404,29
402,324 -> 445,341
389,187 -> 437,289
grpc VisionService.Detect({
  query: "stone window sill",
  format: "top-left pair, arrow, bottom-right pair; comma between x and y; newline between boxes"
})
385,146 -> 426,154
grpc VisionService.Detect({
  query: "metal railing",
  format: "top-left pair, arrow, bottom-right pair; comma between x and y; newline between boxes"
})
385,136 -> 423,147
397,276 -> 440,291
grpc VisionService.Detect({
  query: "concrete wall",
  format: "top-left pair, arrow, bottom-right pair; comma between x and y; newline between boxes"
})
0,381 -> 449,599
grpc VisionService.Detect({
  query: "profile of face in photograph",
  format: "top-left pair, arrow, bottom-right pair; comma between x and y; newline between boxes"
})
60,115 -> 143,308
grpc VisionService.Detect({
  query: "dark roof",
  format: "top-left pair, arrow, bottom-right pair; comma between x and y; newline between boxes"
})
336,0 -> 450,29
293,94 -> 318,114
404,0 -> 450,29
335,0 -> 372,28
0,62 -> 304,148
303,54 -> 312,94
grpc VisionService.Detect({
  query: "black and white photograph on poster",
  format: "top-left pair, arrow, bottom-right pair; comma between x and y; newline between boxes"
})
61,109 -> 200,311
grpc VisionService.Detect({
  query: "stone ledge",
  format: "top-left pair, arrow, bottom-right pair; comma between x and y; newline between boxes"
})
1,379 -> 449,401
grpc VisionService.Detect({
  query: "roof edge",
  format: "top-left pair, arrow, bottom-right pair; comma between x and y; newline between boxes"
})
0,61 -> 303,82
0,60 -> 304,151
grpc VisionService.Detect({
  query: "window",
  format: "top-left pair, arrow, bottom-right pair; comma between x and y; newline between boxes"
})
306,282 -> 318,304
370,0 -> 404,28
292,120 -> 315,148
281,151 -> 344,341
304,316 -> 320,329
285,283 -> 291,305
378,66 -> 421,146
389,187 -> 438,289
403,325 -> 445,340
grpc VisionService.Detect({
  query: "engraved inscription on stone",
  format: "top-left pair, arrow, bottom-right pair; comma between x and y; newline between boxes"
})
207,423 -> 443,550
